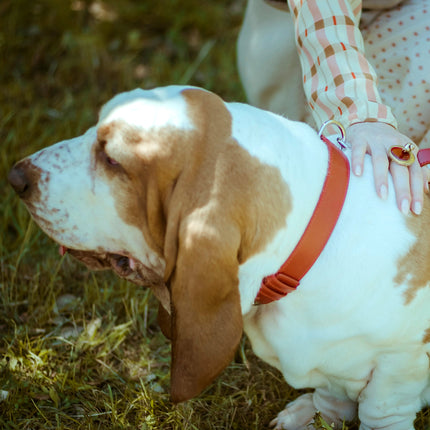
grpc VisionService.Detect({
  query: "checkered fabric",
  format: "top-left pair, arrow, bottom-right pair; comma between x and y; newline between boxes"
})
287,0 -> 401,129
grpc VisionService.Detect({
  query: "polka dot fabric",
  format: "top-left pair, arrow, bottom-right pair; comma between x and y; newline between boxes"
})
361,0 -> 430,145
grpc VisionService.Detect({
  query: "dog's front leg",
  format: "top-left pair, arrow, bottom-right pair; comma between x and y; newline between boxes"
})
270,393 -> 315,430
270,390 -> 356,429
358,351 -> 428,430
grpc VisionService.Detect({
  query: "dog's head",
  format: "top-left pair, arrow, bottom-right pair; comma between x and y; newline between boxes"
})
9,86 -> 290,401
9,86 -> 245,402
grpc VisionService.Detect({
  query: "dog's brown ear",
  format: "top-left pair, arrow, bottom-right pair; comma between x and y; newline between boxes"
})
167,216 -> 243,403
264,0 -> 289,12
157,303 -> 172,340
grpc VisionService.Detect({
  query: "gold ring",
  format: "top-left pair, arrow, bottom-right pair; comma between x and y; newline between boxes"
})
388,142 -> 417,167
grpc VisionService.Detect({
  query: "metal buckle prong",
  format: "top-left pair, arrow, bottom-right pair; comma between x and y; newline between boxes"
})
318,120 -> 350,151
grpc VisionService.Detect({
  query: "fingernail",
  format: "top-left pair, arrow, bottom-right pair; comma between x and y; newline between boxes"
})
401,199 -> 410,215
354,165 -> 362,176
379,184 -> 388,200
413,201 -> 422,215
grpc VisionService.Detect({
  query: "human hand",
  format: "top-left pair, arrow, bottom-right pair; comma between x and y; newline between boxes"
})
347,122 -> 427,215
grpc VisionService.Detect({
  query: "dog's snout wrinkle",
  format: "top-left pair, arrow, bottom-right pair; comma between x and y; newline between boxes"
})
8,163 -> 32,198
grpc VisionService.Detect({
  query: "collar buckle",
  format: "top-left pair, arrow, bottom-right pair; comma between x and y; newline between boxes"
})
318,119 -> 350,151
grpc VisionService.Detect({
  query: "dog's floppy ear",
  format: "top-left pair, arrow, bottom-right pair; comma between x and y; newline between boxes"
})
166,214 -> 243,403
157,302 -> 172,340
156,88 -> 244,402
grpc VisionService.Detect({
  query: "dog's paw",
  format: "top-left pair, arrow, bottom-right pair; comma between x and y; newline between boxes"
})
269,393 -> 316,430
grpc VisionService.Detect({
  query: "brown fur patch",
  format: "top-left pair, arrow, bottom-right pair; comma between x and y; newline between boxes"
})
92,119 -> 173,258
394,198 -> 430,304
423,327 -> 430,344
180,88 -> 291,263
98,121 -> 142,146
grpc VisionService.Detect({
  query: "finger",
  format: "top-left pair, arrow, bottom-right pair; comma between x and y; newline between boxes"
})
390,162 -> 412,215
423,165 -> 430,194
409,161 -> 424,214
370,145 -> 389,200
350,139 -> 367,177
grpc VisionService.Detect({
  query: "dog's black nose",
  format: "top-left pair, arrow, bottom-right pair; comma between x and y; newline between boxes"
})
8,163 -> 32,198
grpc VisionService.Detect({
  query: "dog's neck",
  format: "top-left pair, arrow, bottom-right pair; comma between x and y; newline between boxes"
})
254,134 -> 350,304
231,103 -> 330,248
227,103 -> 335,313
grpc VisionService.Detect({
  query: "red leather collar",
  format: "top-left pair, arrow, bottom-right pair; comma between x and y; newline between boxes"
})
254,141 -> 430,305
254,135 -> 350,305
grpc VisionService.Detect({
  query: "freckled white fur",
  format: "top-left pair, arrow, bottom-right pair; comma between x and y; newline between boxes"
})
22,86 -> 430,429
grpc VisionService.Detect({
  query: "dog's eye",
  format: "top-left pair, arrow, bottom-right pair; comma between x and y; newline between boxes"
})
106,155 -> 120,166
96,139 -> 122,168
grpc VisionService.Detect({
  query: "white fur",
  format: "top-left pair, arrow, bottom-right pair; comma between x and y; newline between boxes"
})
16,86 -> 430,429
99,86 -> 195,132
229,99 -> 430,429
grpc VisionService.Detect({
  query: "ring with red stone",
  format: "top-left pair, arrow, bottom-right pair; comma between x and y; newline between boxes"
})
388,142 -> 417,167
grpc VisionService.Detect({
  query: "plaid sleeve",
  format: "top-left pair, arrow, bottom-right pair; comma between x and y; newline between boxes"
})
287,0 -> 398,129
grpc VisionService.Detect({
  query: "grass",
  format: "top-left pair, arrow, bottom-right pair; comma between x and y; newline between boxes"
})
0,1 -> 429,429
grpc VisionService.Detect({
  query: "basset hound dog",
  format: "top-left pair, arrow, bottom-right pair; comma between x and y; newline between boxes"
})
8,86 -> 430,429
